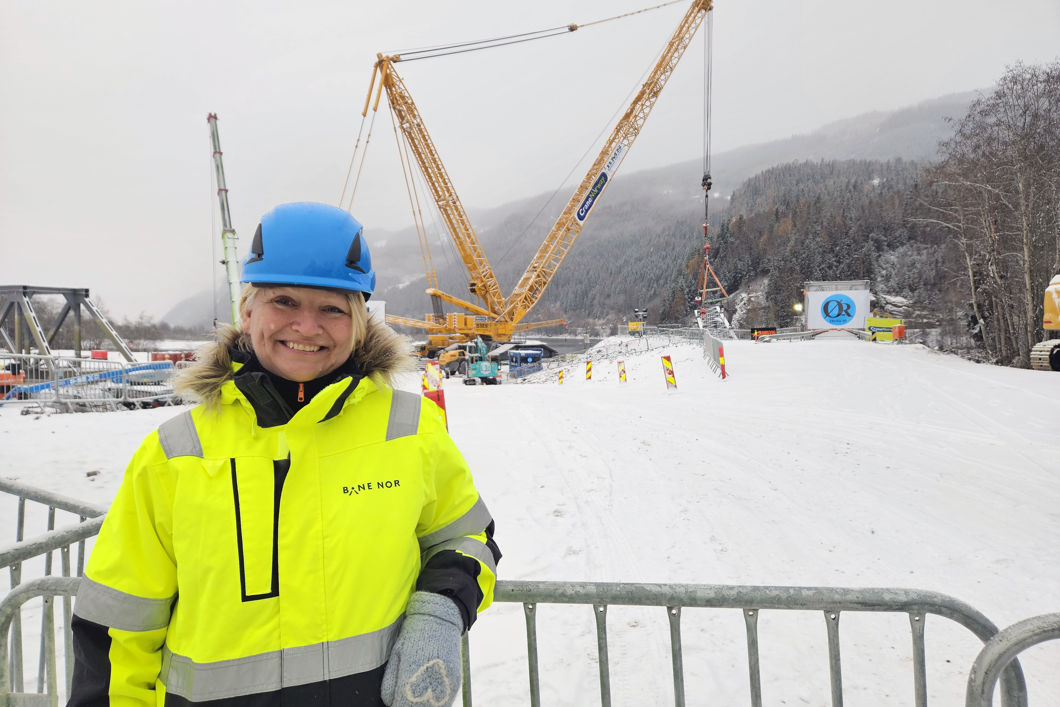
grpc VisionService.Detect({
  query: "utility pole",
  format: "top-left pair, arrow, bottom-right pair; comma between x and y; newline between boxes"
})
207,113 -> 242,327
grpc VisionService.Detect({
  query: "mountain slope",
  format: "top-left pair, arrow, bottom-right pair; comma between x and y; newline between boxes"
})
163,92 -> 976,330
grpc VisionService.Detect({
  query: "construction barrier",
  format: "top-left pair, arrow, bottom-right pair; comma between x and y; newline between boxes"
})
423,389 -> 448,430
149,352 -> 195,363
0,576 -> 1037,707
0,353 -> 180,411
618,360 -> 627,383
661,355 -> 677,389
423,361 -> 443,392
702,328 -> 729,380
0,480 -> 1046,707
867,317 -> 905,342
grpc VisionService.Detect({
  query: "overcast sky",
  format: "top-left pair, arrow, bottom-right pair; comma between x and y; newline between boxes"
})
2,0 -> 1058,321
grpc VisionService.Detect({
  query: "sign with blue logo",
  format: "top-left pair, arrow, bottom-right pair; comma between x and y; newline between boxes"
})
820,294 -> 856,326
575,144 -> 627,222
804,283 -> 871,330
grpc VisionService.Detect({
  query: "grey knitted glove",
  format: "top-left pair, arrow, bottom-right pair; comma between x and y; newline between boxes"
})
381,591 -> 464,707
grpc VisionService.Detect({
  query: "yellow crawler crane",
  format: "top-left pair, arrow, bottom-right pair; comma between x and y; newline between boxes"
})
1030,274 -> 1060,371
361,0 -> 714,346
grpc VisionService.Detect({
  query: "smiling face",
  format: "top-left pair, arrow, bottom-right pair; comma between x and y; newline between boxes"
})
240,286 -> 356,382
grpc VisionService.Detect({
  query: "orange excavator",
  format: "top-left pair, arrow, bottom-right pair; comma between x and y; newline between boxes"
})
350,0 -> 714,350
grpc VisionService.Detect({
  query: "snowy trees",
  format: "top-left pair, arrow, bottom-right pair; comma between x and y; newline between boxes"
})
921,62 -> 1060,366
706,159 -> 930,327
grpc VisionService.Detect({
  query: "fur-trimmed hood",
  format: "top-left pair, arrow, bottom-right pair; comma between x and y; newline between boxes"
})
173,317 -> 415,406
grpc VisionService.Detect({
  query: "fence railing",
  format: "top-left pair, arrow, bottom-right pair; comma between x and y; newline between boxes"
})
1,478 -> 106,701
0,577 -> 81,707
478,580 -> 1029,707
966,613 -> 1060,707
0,480 -> 1053,707
0,353 -> 180,412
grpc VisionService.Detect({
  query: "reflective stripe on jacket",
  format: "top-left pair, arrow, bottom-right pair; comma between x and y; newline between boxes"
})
71,373 -> 497,705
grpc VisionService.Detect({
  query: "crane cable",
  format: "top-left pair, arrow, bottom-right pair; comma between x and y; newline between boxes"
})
338,118 -> 368,210
702,10 -> 713,224
493,38 -> 661,269
386,98 -> 451,292
341,0 -> 691,291
388,0 -> 685,63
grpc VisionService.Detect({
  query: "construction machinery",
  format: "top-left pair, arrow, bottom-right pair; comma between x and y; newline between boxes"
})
437,337 -> 500,384
207,113 -> 242,327
1030,274 -> 1060,371
355,0 -> 714,348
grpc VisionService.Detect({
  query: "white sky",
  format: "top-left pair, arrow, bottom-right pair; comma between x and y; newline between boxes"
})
4,336 -> 1060,702
2,0 -> 1058,320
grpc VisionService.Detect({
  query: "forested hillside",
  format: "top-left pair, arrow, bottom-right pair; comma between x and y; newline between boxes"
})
661,158 -> 945,327
149,72 -> 1060,370
654,62 -> 1060,369
368,91 -> 974,332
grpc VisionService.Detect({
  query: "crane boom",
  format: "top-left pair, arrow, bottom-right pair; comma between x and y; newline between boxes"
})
207,113 -> 242,326
367,60 -> 507,317
501,0 -> 712,322
364,0 -> 713,343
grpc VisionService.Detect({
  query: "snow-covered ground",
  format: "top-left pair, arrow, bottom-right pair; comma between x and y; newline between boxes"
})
3,334 -> 1059,705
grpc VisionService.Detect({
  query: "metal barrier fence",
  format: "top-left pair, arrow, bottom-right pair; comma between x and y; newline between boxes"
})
966,613 -> 1060,707
0,576 -> 1044,707
0,577 -> 81,707
0,478 -> 107,702
0,478 -> 1051,706
0,353 -> 180,413
477,581 -> 1029,707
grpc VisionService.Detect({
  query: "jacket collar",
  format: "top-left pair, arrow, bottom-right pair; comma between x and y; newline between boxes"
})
224,349 -> 372,428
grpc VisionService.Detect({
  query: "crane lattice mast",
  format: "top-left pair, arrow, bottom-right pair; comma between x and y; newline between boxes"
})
207,113 -> 242,327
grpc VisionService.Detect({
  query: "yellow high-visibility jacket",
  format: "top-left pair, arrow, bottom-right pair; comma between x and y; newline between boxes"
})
70,326 -> 498,706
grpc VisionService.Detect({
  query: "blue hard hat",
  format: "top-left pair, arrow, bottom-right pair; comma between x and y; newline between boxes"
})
241,202 -> 375,298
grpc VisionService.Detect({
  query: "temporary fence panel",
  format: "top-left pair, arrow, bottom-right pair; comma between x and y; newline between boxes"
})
0,353 -> 181,412
702,329 -> 728,379
462,580 -> 1029,707
0,576 -> 82,706
1,479 -> 106,700
966,613 -> 1060,707
0,481 -> 1050,707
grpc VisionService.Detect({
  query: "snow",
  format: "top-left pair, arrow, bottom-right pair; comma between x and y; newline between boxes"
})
3,334 -> 1059,705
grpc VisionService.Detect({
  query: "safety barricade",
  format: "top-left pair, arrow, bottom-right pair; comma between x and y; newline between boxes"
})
0,577 -> 1044,707
466,581 -> 1030,707
1,478 -> 106,702
702,328 -> 728,379
0,480 -> 1047,707
0,576 -> 81,706
0,353 -> 181,413
966,613 -> 1060,707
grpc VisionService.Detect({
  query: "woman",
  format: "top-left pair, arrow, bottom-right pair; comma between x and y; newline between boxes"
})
69,202 -> 500,706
